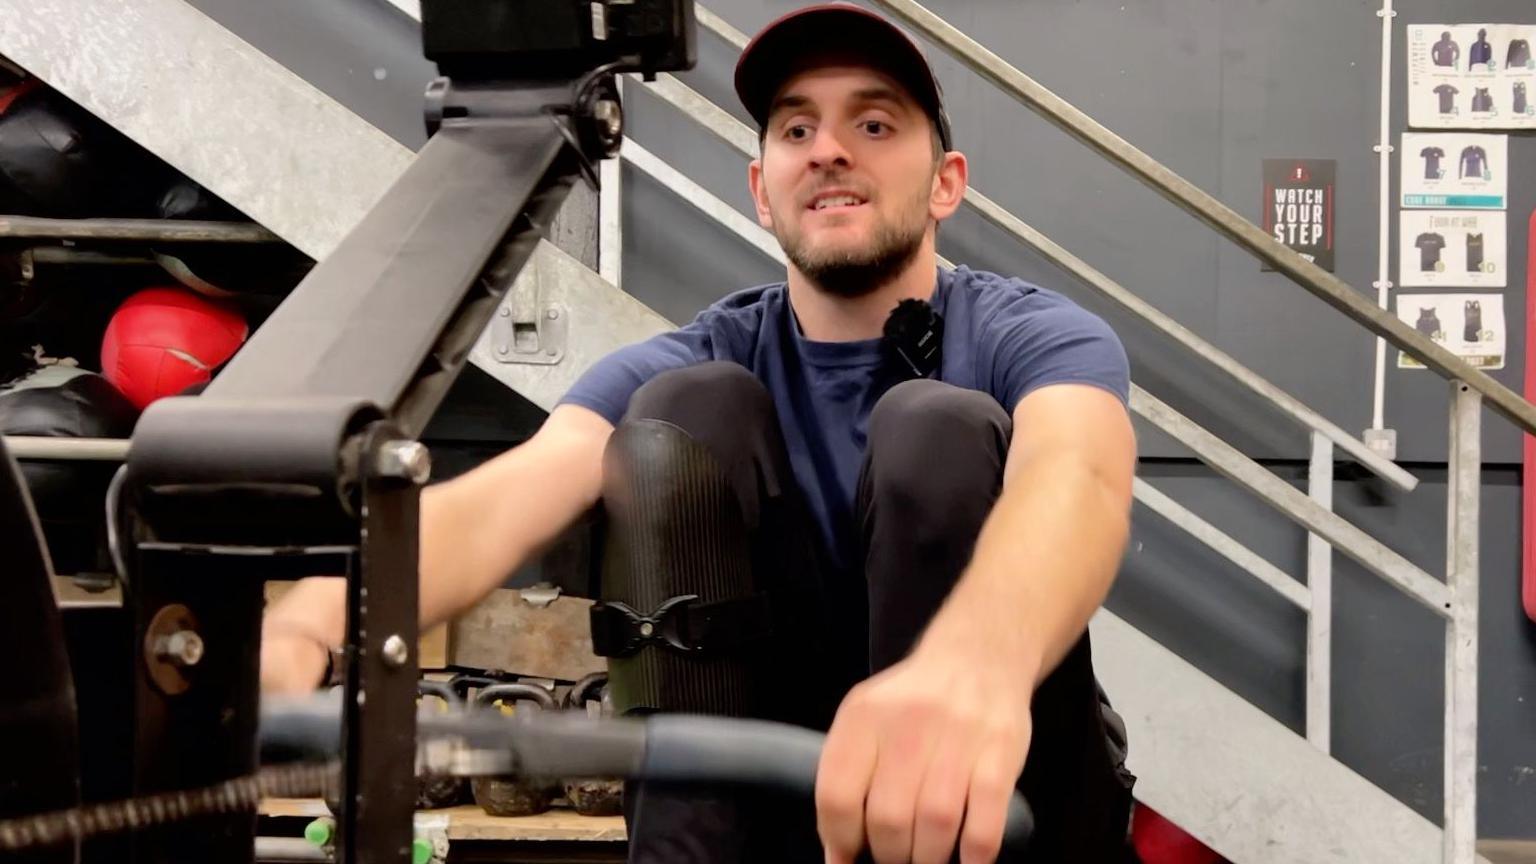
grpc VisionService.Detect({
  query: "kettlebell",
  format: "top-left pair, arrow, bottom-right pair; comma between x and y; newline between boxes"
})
416,681 -> 469,809
470,683 -> 561,817
562,673 -> 624,817
321,680 -> 470,815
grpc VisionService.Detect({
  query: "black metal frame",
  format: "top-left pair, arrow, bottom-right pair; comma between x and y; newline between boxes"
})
119,67 -> 618,864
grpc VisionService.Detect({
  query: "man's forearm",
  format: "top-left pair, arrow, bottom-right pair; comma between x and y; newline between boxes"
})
264,406 -> 612,649
262,477 -> 522,649
921,451 -> 1131,685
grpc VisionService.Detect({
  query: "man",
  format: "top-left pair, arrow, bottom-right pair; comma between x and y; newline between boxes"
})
262,5 -> 1138,862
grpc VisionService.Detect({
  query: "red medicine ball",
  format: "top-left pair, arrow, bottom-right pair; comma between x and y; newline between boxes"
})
100,287 -> 247,409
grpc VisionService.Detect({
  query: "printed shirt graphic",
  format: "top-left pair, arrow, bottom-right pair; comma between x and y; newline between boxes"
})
1435,84 -> 1460,113
1433,36 -> 1461,67
1421,146 -> 1446,178
1460,146 -> 1489,178
1509,39 -> 1532,68
1416,232 -> 1446,270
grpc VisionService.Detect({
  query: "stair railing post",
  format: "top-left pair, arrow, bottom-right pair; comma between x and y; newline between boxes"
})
1444,381 -> 1481,864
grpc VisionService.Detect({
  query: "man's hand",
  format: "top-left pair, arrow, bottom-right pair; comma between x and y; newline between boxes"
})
815,637 -> 1035,864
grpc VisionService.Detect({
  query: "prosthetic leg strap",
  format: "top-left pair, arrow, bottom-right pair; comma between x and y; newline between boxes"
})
590,593 -> 774,658
599,420 -> 763,717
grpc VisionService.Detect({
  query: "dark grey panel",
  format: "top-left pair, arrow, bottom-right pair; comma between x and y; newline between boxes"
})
182,0 -> 436,150
620,160 -> 781,323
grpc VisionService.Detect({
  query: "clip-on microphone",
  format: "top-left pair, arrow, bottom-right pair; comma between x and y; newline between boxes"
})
882,298 -> 943,380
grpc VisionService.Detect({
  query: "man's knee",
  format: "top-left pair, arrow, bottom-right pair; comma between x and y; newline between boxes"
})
864,379 -> 1011,508
627,362 -> 770,436
618,362 -> 776,525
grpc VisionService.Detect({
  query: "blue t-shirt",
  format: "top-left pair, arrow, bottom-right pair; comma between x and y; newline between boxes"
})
559,265 -> 1130,571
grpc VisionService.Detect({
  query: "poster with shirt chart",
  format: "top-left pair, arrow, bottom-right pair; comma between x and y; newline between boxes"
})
1401,133 -> 1507,209
1398,210 -> 1506,287
1408,24 -> 1536,129
1396,293 -> 1505,370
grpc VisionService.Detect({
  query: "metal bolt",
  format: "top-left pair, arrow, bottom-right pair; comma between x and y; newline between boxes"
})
496,344 -> 510,356
594,99 -> 622,140
546,308 -> 559,320
158,630 -> 204,667
545,347 -> 558,357
376,440 -> 431,484
499,307 -> 511,317
639,622 -> 654,637
382,634 -> 409,668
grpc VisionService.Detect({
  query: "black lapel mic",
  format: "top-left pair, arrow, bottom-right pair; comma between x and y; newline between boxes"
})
882,298 -> 943,380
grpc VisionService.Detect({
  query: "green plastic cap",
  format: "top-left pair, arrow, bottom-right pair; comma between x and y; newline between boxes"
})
304,818 -> 334,847
412,837 -> 433,864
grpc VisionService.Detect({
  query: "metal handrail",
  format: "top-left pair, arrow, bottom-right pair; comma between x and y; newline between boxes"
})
866,0 -> 1536,436
679,12 -> 1417,492
0,215 -> 281,243
3,436 -> 130,461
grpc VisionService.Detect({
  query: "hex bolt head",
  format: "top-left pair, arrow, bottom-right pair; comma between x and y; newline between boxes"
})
382,634 -> 409,668
376,440 -> 431,484
594,99 -> 622,140
159,631 -> 205,667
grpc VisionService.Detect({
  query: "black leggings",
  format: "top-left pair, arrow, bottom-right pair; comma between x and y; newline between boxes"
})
609,362 -> 1134,863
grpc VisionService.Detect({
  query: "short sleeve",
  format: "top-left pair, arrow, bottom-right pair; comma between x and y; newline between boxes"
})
556,315 -> 724,424
980,291 -> 1131,413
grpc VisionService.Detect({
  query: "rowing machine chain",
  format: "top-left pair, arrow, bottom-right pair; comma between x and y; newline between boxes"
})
0,761 -> 337,852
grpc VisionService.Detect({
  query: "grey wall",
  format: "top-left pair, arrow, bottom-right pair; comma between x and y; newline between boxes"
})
172,0 -> 1536,839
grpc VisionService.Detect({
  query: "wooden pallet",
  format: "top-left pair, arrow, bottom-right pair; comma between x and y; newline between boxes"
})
260,799 -> 626,843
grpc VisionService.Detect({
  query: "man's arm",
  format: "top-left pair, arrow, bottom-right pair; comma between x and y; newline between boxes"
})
817,383 -> 1135,864
929,383 -> 1135,685
260,404 -> 614,693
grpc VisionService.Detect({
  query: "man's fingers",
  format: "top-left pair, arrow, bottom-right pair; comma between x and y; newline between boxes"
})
909,728 -> 982,864
958,754 -> 1018,864
817,710 -> 879,864
862,713 -> 935,864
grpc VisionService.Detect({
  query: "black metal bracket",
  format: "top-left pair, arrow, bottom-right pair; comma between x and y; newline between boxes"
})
114,3 -> 698,861
117,63 -> 632,864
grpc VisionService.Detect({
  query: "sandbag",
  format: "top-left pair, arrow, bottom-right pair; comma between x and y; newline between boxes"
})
0,81 -> 162,218
0,365 -> 137,575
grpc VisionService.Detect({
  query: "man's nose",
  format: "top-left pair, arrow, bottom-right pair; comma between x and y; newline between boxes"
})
807,125 -> 853,170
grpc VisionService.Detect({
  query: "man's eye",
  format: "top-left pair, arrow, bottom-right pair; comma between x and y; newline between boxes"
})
861,120 -> 889,135
785,124 -> 812,140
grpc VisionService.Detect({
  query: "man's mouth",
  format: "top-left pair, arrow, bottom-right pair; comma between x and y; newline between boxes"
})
806,191 -> 869,212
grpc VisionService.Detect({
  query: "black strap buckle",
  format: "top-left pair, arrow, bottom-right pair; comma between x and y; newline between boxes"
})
589,594 -> 773,658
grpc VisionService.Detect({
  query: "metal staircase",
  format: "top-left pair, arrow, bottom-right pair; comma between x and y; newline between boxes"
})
2,1 -> 1532,862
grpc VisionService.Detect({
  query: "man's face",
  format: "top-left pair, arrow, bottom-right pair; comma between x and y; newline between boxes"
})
748,63 -> 962,296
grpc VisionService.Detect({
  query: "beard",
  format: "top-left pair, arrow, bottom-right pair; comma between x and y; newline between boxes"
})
772,185 -> 930,298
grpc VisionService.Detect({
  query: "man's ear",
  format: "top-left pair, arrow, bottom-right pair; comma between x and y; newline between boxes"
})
929,150 -> 968,222
748,158 -> 775,230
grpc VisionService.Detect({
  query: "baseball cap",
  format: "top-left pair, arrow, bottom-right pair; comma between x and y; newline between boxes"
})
733,3 -> 953,152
